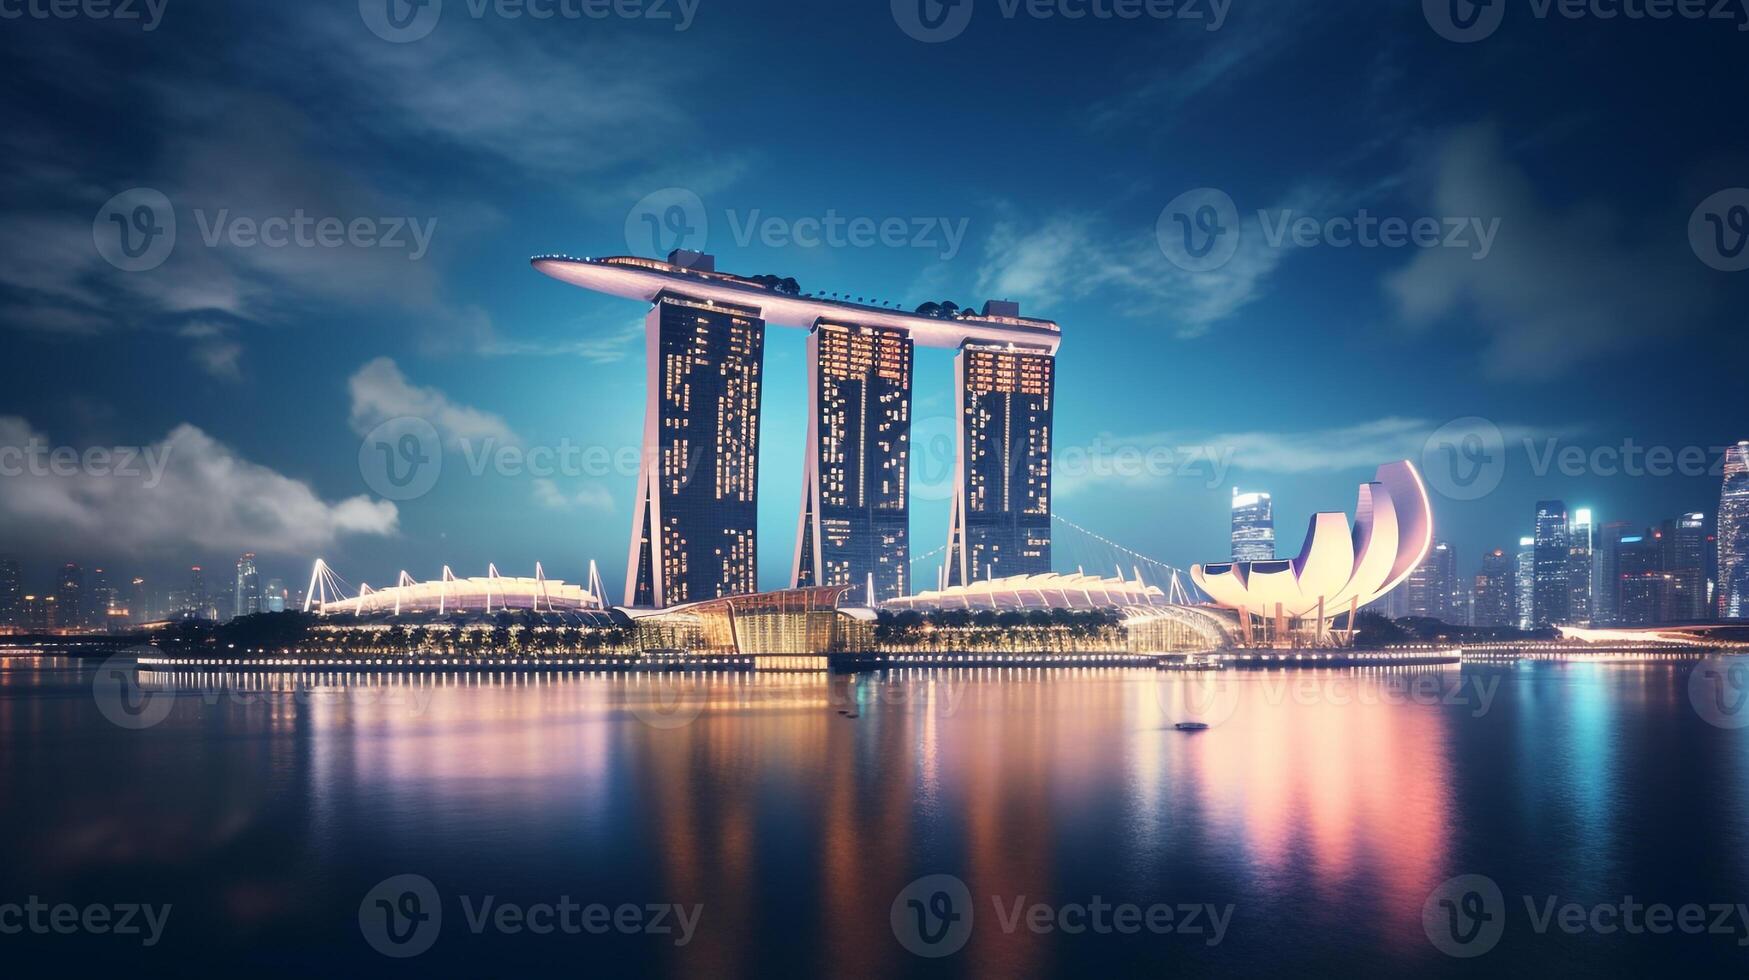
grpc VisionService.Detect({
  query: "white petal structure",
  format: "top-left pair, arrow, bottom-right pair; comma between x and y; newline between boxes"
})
1192,461 -> 1433,621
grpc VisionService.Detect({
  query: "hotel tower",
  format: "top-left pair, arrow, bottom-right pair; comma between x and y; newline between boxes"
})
534,251 -> 1061,608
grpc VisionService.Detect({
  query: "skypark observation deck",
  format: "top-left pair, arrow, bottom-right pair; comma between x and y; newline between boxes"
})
530,253 -> 1063,353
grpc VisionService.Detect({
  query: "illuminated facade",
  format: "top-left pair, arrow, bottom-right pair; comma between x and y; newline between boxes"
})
1532,499 -> 1570,627
945,339 -> 1056,587
1473,548 -> 1515,628
1192,461 -> 1434,647
627,293 -> 765,607
1721,442 -> 1749,619
1231,489 -> 1275,561
1566,508 -> 1594,627
793,322 -> 914,605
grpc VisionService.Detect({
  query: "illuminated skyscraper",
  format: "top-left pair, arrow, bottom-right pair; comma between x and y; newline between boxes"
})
793,321 -> 913,605
628,293 -> 766,607
1566,508 -> 1594,627
56,563 -> 83,630
1231,489 -> 1276,561
187,565 -> 208,619
1406,540 -> 1457,621
235,553 -> 260,619
264,578 -> 287,614
0,558 -> 19,628
1533,500 -> 1570,627
1595,520 -> 1634,626
1721,441 -> 1749,619
946,338 -> 1055,587
1671,512 -> 1709,622
1616,530 -> 1665,626
1515,536 -> 1536,630
1473,548 -> 1515,628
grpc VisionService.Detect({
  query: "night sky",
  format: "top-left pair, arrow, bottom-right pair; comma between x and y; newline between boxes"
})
2,0 -> 1746,595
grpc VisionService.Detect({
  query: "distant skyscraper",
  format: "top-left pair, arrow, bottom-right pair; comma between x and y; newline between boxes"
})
1671,512 -> 1709,622
235,553 -> 261,619
1515,536 -> 1536,630
1231,489 -> 1276,562
1721,441 -> 1749,619
264,578 -> 287,614
1566,508 -> 1594,627
1533,500 -> 1570,627
1406,540 -> 1457,621
188,566 -> 208,619
1617,530 -> 1666,626
0,558 -> 19,628
945,338 -> 1055,587
89,567 -> 117,630
793,321 -> 913,605
56,563 -> 83,631
627,293 -> 765,607
129,577 -> 149,625
1595,520 -> 1634,626
1473,548 -> 1515,627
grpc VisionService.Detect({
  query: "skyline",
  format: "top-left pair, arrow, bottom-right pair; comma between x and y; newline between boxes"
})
1,0 -> 1746,597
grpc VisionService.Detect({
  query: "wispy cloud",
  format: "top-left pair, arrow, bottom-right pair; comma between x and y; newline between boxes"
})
532,478 -> 614,513
1384,123 -> 1715,377
479,319 -> 646,364
347,357 -> 518,448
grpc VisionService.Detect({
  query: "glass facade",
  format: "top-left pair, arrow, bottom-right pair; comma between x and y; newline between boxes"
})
1230,490 -> 1276,561
627,293 -> 765,608
1721,442 -> 1749,619
946,344 -> 1055,587
793,321 -> 913,605
1532,499 -> 1569,627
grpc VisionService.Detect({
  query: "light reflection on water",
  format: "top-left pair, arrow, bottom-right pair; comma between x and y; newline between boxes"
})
2,655 -> 1747,976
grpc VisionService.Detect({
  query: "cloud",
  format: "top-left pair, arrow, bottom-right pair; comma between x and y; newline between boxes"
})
532,478 -> 614,513
347,357 -> 518,450
0,416 -> 397,558
975,212 -> 1286,337
1384,123 -> 1714,377
179,322 -> 243,381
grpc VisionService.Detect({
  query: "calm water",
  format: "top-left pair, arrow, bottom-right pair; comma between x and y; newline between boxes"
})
3,654 -> 1749,977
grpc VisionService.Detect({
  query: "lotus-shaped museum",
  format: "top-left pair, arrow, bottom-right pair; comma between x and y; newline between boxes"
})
1191,461 -> 1433,635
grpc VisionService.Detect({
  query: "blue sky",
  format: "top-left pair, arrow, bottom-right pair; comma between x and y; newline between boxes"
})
1,0 -> 1746,595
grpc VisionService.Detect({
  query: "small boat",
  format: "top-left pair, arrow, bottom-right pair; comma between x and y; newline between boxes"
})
1174,722 -> 1211,732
